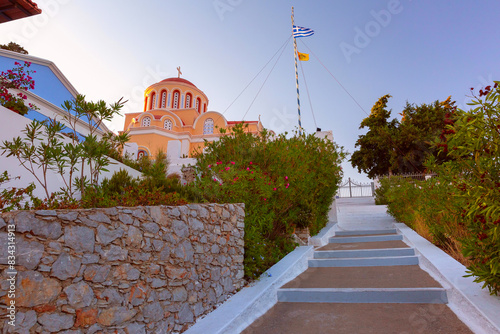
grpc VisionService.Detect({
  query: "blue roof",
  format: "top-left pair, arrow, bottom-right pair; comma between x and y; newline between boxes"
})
0,55 -> 75,109
1,53 -> 104,132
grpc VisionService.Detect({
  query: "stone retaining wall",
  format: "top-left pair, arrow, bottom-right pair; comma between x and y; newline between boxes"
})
0,203 -> 245,333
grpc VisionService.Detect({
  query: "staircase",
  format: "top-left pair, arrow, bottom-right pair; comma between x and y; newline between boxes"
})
278,228 -> 448,304
242,228 -> 473,333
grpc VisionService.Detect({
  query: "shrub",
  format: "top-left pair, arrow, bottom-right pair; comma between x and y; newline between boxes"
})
383,82 -> 500,295
430,82 -> 500,295
191,125 -> 345,279
0,171 -> 34,212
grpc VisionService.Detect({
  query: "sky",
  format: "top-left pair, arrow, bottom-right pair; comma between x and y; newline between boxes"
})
1,0 -> 499,182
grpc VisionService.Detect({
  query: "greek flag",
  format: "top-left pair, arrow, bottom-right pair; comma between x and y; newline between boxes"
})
293,25 -> 314,38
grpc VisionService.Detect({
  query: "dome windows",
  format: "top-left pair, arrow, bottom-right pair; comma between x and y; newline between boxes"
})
196,98 -> 201,113
150,92 -> 156,110
160,90 -> 167,108
173,91 -> 180,109
142,116 -> 151,127
203,118 -> 214,135
164,119 -> 173,130
185,93 -> 192,108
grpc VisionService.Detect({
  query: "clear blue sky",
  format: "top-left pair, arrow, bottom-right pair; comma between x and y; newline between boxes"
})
1,0 -> 499,182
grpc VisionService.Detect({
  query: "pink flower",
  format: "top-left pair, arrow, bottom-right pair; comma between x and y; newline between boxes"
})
225,167 -> 230,171
263,198 -> 267,201
286,183 -> 289,189
285,176 -> 288,180
251,171 -> 253,174
247,167 -> 250,171
216,161 -> 222,165
273,188 -> 277,191
230,161 -> 235,165
249,162 -> 253,165
219,183 -> 222,186
208,165 -> 212,168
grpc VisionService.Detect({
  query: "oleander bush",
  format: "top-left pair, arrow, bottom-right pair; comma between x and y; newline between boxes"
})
383,81 -> 500,295
190,124 -> 346,279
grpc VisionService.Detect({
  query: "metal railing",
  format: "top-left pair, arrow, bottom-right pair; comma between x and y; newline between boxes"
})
337,177 -> 375,198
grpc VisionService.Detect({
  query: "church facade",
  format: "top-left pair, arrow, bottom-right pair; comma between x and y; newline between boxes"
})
122,76 -> 263,159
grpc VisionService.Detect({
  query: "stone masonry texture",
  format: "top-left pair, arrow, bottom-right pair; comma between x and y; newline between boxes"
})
0,203 -> 245,333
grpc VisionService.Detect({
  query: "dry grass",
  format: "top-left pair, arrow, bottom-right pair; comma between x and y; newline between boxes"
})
411,212 -> 471,267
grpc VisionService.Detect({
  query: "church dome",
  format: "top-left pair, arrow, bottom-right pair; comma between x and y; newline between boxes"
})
159,77 -> 198,88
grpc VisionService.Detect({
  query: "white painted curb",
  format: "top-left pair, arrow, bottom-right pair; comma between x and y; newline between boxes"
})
309,222 -> 337,247
396,223 -> 500,334
185,246 -> 314,334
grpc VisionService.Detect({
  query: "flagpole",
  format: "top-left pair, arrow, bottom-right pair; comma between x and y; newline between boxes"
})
291,6 -> 303,135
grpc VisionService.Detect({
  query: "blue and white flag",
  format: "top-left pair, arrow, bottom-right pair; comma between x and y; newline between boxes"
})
293,25 -> 314,38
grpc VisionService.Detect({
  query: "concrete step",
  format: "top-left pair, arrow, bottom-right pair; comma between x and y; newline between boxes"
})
313,248 -> 415,259
328,234 -> 403,243
334,228 -> 398,236
308,255 -> 419,267
277,287 -> 448,304
281,266 -> 442,289
319,239 -> 409,251
241,303 -> 474,334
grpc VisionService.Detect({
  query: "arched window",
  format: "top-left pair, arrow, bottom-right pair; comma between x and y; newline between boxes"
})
203,104 -> 207,113
150,92 -> 156,110
142,116 -> 151,127
173,91 -> 180,109
160,91 -> 167,108
203,118 -> 214,135
144,97 -> 148,111
195,98 -> 201,113
164,119 -> 173,130
185,93 -> 192,108
138,150 -> 148,159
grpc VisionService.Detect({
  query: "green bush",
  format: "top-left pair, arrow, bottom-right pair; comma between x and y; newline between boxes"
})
430,82 -> 500,295
374,179 -> 390,205
383,82 -> 500,295
383,176 -> 467,254
190,125 -> 345,279
0,171 -> 34,212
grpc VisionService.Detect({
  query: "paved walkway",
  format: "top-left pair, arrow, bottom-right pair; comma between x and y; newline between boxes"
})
242,198 -> 474,333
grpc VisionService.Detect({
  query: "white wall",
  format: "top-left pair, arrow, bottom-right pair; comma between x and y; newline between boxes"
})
0,106 -> 142,201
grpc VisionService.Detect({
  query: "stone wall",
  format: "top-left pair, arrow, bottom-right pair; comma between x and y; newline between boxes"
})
0,203 -> 245,333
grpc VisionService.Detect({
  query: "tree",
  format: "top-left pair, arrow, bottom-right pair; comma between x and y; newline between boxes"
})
395,97 -> 455,173
351,95 -> 455,178
351,94 -> 398,178
0,42 -> 28,54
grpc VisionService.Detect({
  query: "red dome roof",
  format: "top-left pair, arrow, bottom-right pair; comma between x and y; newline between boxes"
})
159,77 -> 197,88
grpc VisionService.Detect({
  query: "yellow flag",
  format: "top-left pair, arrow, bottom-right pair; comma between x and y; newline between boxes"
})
298,52 -> 309,61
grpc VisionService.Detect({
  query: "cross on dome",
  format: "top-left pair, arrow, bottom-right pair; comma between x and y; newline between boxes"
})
177,66 -> 182,78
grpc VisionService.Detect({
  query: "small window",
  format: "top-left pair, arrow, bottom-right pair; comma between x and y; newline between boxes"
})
161,91 -> 167,108
195,98 -> 201,113
150,92 -> 156,110
203,118 -> 214,135
185,93 -> 192,108
173,91 -> 180,109
142,116 -> 151,127
138,150 -> 148,159
164,119 -> 173,130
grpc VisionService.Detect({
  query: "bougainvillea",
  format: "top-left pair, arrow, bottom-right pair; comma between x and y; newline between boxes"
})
190,124 -> 345,279
0,61 -> 38,115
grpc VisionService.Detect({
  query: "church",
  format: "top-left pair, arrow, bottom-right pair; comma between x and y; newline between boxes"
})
122,70 -> 263,159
